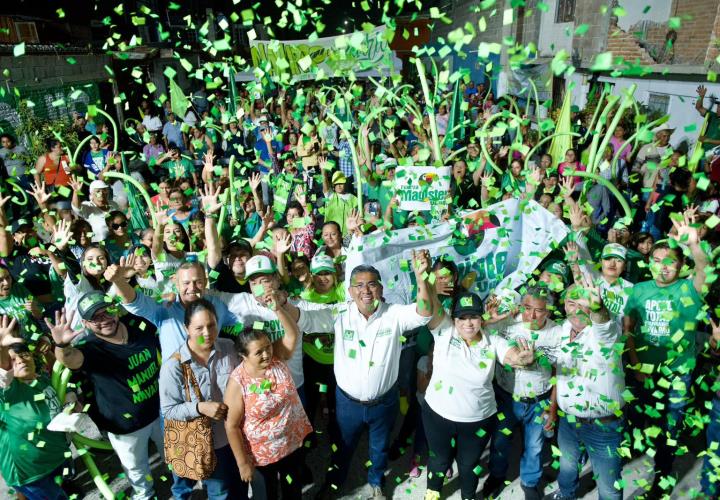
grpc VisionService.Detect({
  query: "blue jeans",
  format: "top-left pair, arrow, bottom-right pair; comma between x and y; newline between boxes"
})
557,416 -> 624,500
12,461 -> 69,500
703,395 -> 720,498
171,445 -> 248,499
488,387 -> 548,487
330,385 -> 399,488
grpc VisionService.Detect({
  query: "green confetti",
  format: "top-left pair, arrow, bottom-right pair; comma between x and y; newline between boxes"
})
13,43 -> 25,57
590,52 -> 613,71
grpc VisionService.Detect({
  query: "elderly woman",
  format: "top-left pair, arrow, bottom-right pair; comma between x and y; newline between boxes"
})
225,290 -> 311,500
0,317 -> 72,499
159,299 -> 247,500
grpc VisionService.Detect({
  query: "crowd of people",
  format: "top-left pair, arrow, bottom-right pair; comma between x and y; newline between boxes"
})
0,75 -> 720,500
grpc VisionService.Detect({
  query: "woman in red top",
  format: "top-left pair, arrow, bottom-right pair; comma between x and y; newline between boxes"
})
225,291 -> 311,500
34,139 -> 71,188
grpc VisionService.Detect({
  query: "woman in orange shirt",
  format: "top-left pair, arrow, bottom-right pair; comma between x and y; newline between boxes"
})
34,139 -> 71,189
224,291 -> 312,500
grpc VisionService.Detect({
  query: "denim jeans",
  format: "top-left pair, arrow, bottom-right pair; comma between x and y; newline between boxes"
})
703,395 -> 720,498
557,415 -> 624,500
12,461 -> 70,500
488,386 -> 548,487
107,417 -> 164,500
329,385 -> 399,488
171,445 -> 248,500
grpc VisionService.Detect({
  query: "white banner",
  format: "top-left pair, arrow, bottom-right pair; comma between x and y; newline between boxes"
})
394,165 -> 451,212
249,26 -> 401,81
345,199 -> 569,305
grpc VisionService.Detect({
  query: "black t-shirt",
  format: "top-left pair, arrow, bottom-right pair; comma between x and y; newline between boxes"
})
77,315 -> 161,435
209,261 -> 251,294
7,248 -> 53,297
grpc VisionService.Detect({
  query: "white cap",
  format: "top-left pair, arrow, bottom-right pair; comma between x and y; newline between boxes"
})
89,180 -> 109,191
244,255 -> 277,279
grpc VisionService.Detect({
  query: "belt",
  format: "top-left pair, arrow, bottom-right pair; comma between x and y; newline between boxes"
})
496,384 -> 551,405
338,384 -> 397,407
574,414 -> 622,425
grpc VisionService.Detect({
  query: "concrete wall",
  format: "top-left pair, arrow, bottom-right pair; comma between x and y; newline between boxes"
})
0,53 -> 111,89
537,0 -> 574,57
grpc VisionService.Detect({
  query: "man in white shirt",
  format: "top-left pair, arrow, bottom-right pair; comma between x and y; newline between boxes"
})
549,278 -> 625,500
70,179 -> 120,242
484,287 -> 564,500
303,252 -> 434,500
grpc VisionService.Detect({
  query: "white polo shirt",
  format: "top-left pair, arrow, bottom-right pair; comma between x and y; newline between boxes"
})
297,300 -> 430,401
553,319 -> 625,419
493,315 -> 564,399
425,316 -> 511,422
212,291 -> 321,390
598,277 -> 633,328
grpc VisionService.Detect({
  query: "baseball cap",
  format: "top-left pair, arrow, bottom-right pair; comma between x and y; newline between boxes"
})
331,171 -> 347,185
245,255 -> 277,280
78,291 -> 113,321
310,253 -> 336,274
11,218 -> 32,233
375,154 -> 398,172
89,180 -> 109,191
602,243 -> 627,261
542,260 -> 569,284
452,292 -> 484,318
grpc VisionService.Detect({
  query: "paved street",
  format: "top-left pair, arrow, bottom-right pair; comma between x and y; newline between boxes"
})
3,412 -> 702,500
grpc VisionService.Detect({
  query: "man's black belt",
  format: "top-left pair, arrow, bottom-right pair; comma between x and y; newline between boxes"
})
338,384 -> 397,407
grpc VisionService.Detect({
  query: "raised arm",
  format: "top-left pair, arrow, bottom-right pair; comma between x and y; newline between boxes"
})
696,85 -> 709,117
104,257 -> 138,304
248,172 -> 265,215
670,205 -> 708,295
411,249 -> 433,318
0,195 -> 12,257
200,183 -> 224,269
268,291 -> 299,360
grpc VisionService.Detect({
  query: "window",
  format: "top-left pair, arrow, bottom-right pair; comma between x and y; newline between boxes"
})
647,93 -> 670,115
14,22 -> 39,43
555,0 -> 575,23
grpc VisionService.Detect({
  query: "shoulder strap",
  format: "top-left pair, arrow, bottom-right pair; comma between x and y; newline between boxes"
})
184,364 -> 205,402
171,352 -> 192,402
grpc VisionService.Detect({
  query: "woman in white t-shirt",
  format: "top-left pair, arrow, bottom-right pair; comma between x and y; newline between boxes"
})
422,291 -> 534,500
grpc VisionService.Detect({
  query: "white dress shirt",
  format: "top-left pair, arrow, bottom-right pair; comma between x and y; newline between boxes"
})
425,316 -> 511,422
493,315 -> 563,399
552,319 -> 625,418
297,300 -> 430,401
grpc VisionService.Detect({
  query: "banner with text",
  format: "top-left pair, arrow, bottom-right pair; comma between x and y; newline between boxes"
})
249,26 -> 400,81
395,165 -> 451,212
345,199 -> 569,304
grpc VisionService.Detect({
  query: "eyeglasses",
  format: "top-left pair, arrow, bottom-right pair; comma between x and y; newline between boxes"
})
351,281 -> 381,290
111,221 -> 128,230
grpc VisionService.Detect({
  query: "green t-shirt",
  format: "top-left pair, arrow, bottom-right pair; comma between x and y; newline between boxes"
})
0,284 -> 40,342
624,278 -> 704,372
0,376 -> 69,487
323,193 -> 357,235
166,158 -> 195,179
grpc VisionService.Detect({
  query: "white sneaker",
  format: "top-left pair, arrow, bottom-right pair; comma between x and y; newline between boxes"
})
368,485 -> 386,499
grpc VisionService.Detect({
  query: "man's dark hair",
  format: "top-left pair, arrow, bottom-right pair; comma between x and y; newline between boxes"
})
350,265 -> 382,283
0,134 -> 15,144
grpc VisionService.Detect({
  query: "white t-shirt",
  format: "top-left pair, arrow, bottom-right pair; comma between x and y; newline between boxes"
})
493,315 -> 564,398
424,315 -> 510,422
73,200 -> 120,242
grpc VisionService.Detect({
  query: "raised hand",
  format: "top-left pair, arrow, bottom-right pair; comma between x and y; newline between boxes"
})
30,181 -> 51,207
513,338 -> 535,366
698,85 -> 708,98
411,249 -> 431,277
565,240 -> 580,264
0,315 -> 21,347
260,207 -> 275,228
69,176 -> 83,193
52,219 -> 72,251
200,183 -> 223,215
24,299 -> 42,319
559,175 -> 574,198
203,152 -> 215,171
670,210 -> 701,247
346,208 -> 363,234
43,310 -> 80,347
483,295 -> 513,325
275,233 -> 292,255
248,172 -> 262,192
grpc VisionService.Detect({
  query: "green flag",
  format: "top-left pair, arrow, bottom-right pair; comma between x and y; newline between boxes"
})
169,77 -> 189,118
548,90 -> 572,169
444,78 -> 465,149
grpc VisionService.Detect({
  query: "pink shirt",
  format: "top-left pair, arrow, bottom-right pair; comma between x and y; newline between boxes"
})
558,161 -> 586,187
230,359 -> 311,466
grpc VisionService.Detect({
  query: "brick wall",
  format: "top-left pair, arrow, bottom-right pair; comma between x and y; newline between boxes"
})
706,1 -> 720,65
671,0 -> 718,65
606,27 -> 656,65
